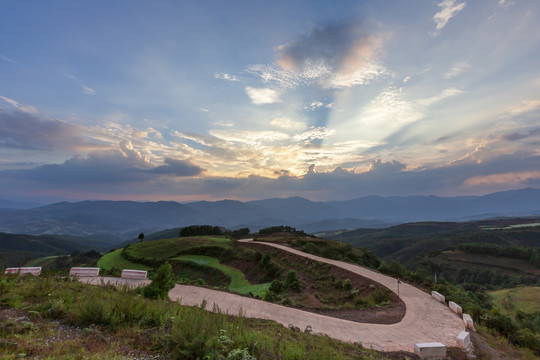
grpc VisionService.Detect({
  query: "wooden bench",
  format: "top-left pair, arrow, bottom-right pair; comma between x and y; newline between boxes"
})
121,269 -> 147,279
4,267 -> 42,276
69,267 -> 100,277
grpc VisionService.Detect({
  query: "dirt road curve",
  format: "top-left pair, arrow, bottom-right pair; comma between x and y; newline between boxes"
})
82,240 -> 465,352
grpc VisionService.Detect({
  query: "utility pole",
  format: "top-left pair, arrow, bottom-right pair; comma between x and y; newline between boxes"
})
397,278 -> 401,298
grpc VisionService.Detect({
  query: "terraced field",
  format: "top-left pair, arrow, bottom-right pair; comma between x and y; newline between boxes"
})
174,254 -> 270,296
97,248 -> 151,271
25,255 -> 61,267
490,286 -> 540,313
98,236 -> 270,297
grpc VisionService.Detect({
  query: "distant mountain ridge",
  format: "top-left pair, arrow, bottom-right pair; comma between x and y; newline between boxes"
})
0,188 -> 539,239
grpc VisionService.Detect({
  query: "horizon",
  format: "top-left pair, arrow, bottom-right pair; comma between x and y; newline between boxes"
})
1,1 -> 540,202
2,186 -> 540,207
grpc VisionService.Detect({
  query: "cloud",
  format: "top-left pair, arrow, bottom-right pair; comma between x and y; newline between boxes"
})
444,61 -> 470,78
465,170 -> 540,187
0,96 -> 38,114
0,110 -> 89,150
2,142 -> 203,186
82,85 -> 96,95
293,127 -> 335,143
145,157 -> 204,176
67,75 -> 95,96
245,87 -> 282,104
432,0 -> 466,34
213,120 -> 235,127
419,88 -> 463,106
269,117 -> 306,130
210,129 -> 289,145
0,54 -> 19,65
507,99 -> 540,115
215,73 -> 240,82
248,19 -> 387,90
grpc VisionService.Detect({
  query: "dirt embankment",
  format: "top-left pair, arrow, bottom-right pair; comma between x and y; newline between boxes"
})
240,242 -> 405,324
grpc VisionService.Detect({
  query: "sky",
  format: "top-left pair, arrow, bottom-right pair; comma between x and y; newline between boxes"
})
1,0 -> 540,202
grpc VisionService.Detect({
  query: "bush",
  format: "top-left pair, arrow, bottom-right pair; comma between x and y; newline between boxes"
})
342,279 -> 353,291
143,262 -> 175,299
180,225 -> 222,237
285,271 -> 301,292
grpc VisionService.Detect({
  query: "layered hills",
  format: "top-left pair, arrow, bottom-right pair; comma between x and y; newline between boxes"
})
0,188 -> 539,239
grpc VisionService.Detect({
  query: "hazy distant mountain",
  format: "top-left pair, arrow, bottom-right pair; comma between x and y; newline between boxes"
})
0,199 -> 41,209
0,188 -> 538,239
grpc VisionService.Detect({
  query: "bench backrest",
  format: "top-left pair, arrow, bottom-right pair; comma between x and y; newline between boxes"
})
4,267 -> 42,275
69,267 -> 100,277
121,269 -> 147,279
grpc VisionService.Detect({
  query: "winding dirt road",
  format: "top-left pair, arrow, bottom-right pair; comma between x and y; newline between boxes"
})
82,239 -> 465,352
170,240 -> 465,352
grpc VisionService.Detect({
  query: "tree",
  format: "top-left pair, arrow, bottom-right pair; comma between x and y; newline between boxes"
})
138,232 -> 145,242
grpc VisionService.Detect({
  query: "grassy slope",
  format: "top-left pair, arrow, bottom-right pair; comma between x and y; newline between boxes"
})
0,274 -> 391,360
490,286 -> 540,313
174,255 -> 270,296
97,249 -> 151,271
125,236 -> 231,261
432,250 -> 539,277
24,255 -> 61,267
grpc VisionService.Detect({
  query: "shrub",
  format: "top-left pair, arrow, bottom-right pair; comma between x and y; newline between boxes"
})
342,279 -> 353,291
285,271 -> 301,292
143,262 -> 175,299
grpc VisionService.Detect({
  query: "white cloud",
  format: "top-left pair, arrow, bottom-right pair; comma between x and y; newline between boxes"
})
210,129 -> 289,145
293,127 -> 335,142
310,101 -> 323,109
68,75 -> 95,96
269,117 -> 306,130
444,61 -> 470,78
419,88 -> 463,106
507,100 -> 540,115
82,85 -> 96,95
214,73 -> 240,82
171,131 -> 213,146
245,87 -> 282,105
0,54 -> 19,65
248,58 -> 388,90
200,108 -> 209,112
0,96 -> 38,114
433,0 -> 467,34
213,120 -> 235,127
305,101 -> 334,111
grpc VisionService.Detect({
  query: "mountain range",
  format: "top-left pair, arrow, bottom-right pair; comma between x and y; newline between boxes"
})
0,188 -> 539,240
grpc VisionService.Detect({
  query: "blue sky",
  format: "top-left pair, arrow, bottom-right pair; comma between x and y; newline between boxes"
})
1,0 -> 540,202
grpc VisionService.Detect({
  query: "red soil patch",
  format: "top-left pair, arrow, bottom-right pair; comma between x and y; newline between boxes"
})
240,242 -> 406,325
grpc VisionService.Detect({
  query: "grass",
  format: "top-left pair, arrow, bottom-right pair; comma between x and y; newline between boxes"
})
490,286 -> 540,313
0,273 -> 389,360
433,250 -> 539,277
174,255 -> 270,297
24,255 -> 61,267
124,236 -> 232,262
97,249 -> 150,271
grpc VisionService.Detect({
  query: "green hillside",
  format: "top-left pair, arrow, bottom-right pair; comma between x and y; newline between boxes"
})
0,232 -> 97,268
490,286 -> 540,313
